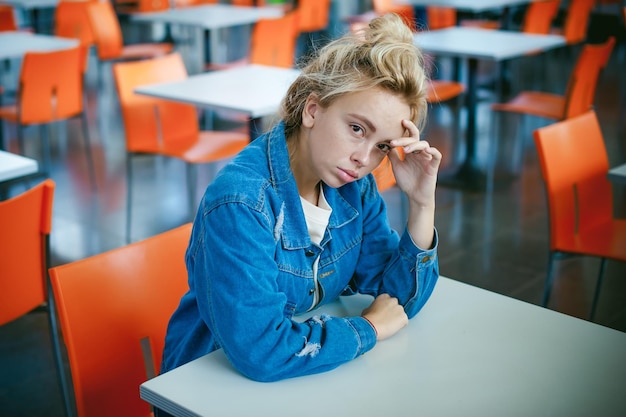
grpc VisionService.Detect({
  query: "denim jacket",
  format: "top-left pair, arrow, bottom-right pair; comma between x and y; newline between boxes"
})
160,121 -> 439,382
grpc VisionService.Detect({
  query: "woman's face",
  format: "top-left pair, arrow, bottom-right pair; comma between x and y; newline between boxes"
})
300,87 -> 412,189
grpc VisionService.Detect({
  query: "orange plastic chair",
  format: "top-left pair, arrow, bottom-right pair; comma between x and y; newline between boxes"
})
492,37 -> 615,122
425,6 -> 457,30
54,0 -> 96,47
0,179 -> 73,417
112,52 -> 249,242
86,1 -> 173,87
0,4 -> 17,31
297,0 -> 331,33
532,110 -> 626,320
0,46 -> 95,182
552,0 -> 595,45
522,0 -> 561,34
49,223 -> 193,417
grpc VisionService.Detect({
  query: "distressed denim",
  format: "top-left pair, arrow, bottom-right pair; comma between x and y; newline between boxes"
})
160,121 -> 439,382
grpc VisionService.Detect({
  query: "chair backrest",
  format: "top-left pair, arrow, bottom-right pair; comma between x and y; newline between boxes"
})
0,4 -> 17,31
372,157 -> 397,193
18,46 -> 83,124
562,0 -> 595,44
49,223 -> 192,417
249,12 -> 299,68
562,36 -> 615,119
55,0 -> 96,47
0,180 -> 55,326
426,6 -> 456,30
113,52 -> 200,153
296,0 -> 331,33
522,0 -> 560,34
87,0 -> 124,59
533,110 -> 612,251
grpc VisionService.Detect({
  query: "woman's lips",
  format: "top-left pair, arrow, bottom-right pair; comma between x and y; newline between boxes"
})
337,168 -> 358,183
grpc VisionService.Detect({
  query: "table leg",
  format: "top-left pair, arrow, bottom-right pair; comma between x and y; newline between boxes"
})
438,58 -> 488,191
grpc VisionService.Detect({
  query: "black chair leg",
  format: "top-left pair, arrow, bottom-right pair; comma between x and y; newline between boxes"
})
590,258 -> 607,322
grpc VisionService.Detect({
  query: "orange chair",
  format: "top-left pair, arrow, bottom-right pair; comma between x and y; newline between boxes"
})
0,180 -> 73,417
54,0 -> 95,47
522,0 -> 561,34
552,0 -> 596,46
425,6 -> 457,30
372,0 -> 416,31
49,223 -> 192,417
297,0 -> 331,33
112,52 -> 249,242
532,110 -> 626,320
0,4 -> 17,31
0,46 -> 95,182
491,37 -> 615,171
86,1 -> 173,87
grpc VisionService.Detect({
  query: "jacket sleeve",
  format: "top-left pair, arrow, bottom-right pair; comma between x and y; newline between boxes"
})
348,174 -> 439,319
187,201 -> 377,382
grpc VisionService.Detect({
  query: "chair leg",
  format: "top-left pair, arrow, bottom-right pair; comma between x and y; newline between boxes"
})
45,235 -> 75,417
186,163 -> 197,221
80,112 -> 97,191
590,258 -> 607,322
41,124 -> 52,175
126,153 -> 133,244
542,252 -> 557,307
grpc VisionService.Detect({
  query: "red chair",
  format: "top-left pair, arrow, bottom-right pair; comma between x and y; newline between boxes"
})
0,4 -> 17,31
532,110 -> 626,320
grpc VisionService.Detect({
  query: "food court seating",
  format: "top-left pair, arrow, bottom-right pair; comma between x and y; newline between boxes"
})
112,52 -> 249,242
532,110 -> 626,321
48,223 -> 192,417
0,179 -> 74,417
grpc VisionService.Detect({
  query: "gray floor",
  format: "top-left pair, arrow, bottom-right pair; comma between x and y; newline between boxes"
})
1,11 -> 625,417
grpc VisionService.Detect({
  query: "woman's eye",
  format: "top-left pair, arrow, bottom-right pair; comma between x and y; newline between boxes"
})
377,143 -> 392,153
350,124 -> 364,136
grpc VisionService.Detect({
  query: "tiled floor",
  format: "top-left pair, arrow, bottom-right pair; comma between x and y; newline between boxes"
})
1,10 -> 625,417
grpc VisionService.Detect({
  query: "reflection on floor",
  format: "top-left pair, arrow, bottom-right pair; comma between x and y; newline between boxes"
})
1,12 -> 625,417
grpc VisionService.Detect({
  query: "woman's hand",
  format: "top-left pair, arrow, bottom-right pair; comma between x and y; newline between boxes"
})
387,119 -> 442,207
362,294 -> 408,341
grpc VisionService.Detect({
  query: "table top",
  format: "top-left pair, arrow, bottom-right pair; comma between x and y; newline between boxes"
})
131,4 -> 283,29
134,64 -> 301,118
140,277 -> 626,417
414,27 -> 566,61
401,0 -> 531,12
608,163 -> 626,185
0,0 -> 58,9
0,32 -> 78,60
0,150 -> 38,183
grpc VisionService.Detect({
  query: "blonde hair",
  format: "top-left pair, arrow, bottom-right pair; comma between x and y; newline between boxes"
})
280,13 -> 429,140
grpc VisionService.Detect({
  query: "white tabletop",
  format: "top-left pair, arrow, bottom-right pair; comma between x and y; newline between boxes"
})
0,32 -> 78,60
0,150 -> 38,182
401,0 -> 531,13
608,163 -> 626,185
134,64 -> 300,118
131,4 -> 283,29
414,27 -> 566,61
0,0 -> 58,10
140,276 -> 626,417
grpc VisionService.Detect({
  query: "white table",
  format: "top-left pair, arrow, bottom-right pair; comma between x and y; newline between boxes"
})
140,276 -> 626,417
413,27 -> 565,190
0,150 -> 38,182
134,64 -> 301,139
131,4 -> 283,64
608,163 -> 626,185
0,31 -> 78,60
401,0 -> 531,13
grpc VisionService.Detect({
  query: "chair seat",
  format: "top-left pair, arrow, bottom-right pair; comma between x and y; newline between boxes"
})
427,80 -> 465,103
120,42 -> 174,60
556,219 -> 626,262
491,91 -> 564,120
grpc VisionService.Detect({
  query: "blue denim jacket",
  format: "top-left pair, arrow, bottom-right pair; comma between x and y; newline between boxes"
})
160,121 -> 439,382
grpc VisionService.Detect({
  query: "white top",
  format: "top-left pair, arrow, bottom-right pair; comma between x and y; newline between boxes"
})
131,4 -> 283,29
608,163 -> 626,185
414,27 -> 566,61
134,64 -> 301,118
0,150 -> 38,182
401,0 -> 531,13
0,32 -> 78,60
140,277 -> 626,417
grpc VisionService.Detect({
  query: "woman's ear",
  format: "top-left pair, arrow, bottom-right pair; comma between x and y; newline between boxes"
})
301,93 -> 319,128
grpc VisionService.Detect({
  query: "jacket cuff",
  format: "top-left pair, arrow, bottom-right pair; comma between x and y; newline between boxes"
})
345,316 -> 377,357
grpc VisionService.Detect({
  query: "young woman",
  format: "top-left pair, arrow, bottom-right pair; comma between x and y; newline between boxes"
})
160,13 -> 442,384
